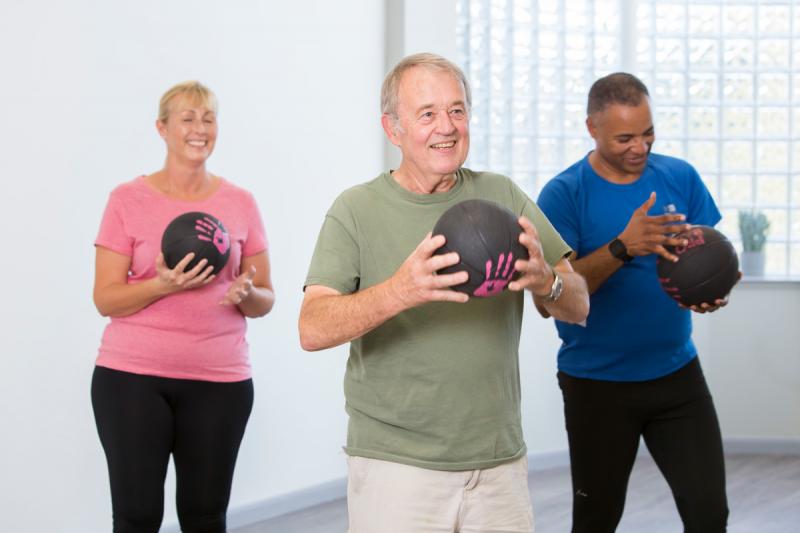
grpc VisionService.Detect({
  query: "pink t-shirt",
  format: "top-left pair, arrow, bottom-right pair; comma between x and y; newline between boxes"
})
95,176 -> 268,382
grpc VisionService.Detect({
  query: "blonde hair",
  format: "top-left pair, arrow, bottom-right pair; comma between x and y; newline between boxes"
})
380,53 -> 471,119
157,80 -> 217,123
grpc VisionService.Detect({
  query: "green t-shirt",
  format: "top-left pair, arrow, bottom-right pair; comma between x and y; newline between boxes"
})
305,168 -> 571,471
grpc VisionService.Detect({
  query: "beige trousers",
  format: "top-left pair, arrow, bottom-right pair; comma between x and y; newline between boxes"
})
347,455 -> 534,533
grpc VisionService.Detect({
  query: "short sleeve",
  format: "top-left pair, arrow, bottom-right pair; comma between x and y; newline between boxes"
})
537,177 -> 580,254
95,191 -> 133,256
685,165 -> 722,227
242,192 -> 268,257
304,196 -> 361,294
509,180 -> 572,266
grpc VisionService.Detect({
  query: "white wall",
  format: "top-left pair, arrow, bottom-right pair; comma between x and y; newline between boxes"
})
516,281 -> 800,458
0,2 -> 797,532
383,0 -> 458,171
0,1 -> 383,531
694,282 -> 800,440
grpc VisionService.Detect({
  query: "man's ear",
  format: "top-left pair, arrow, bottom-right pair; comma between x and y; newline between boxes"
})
586,115 -> 597,140
381,114 -> 401,146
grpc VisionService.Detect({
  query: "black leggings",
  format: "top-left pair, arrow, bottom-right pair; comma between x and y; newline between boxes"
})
91,366 -> 253,533
558,357 -> 728,533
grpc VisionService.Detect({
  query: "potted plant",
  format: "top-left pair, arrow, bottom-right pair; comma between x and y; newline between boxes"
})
738,210 -> 770,276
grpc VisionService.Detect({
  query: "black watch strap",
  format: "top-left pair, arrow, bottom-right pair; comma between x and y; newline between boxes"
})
609,238 -> 634,262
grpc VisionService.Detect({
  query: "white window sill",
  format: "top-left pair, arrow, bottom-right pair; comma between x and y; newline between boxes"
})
739,275 -> 800,285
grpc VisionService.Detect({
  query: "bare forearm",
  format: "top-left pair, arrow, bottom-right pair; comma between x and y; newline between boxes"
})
236,286 -> 275,318
299,282 -> 405,351
94,278 -> 170,317
535,270 -> 589,323
572,244 -> 624,294
300,233 -> 470,351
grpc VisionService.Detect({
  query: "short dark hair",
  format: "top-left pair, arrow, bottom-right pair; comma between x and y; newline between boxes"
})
587,73 -> 649,115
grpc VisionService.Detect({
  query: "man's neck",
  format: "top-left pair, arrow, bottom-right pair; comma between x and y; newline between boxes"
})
392,166 -> 458,194
587,151 -> 642,184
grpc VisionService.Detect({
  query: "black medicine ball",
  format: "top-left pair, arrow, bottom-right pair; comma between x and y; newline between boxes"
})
433,199 -> 529,298
657,225 -> 739,307
161,211 -> 231,274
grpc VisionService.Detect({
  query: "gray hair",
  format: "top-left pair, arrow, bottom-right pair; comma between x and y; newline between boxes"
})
381,53 -> 472,120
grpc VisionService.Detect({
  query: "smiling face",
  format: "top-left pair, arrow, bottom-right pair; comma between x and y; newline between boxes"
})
383,66 -> 470,190
156,95 -> 218,165
587,100 -> 654,182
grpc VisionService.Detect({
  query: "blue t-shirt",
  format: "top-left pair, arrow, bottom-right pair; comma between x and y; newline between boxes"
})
537,153 -> 721,381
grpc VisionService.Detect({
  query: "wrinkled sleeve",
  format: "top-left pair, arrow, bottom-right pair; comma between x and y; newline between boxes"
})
537,176 -> 581,255
304,196 -> 361,294
95,190 -> 133,256
685,164 -> 722,228
242,191 -> 268,257
510,179 -> 572,266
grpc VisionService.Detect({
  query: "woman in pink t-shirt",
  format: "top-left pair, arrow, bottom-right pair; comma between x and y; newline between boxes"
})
91,81 -> 274,532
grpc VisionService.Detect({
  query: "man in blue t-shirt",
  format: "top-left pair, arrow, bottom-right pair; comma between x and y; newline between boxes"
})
537,73 -> 735,532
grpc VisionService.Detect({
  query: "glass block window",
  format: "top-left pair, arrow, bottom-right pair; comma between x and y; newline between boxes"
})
456,0 -> 622,194
457,0 -> 800,276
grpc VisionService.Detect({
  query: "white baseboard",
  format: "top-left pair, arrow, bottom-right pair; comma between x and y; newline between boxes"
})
228,477 -> 347,529
636,436 -> 800,460
160,478 -> 346,532
722,436 -> 800,455
163,437 -> 799,531
527,448 -> 571,471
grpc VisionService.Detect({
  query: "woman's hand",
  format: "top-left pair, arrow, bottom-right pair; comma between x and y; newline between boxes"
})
154,252 -> 216,294
221,265 -> 257,305
94,247 -> 214,317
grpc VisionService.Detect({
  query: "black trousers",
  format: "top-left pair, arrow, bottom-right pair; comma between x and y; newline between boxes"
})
91,366 -> 253,533
558,357 -> 728,533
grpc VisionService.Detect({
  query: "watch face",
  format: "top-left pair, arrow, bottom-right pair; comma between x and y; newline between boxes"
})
551,274 -> 563,301
610,239 -> 632,262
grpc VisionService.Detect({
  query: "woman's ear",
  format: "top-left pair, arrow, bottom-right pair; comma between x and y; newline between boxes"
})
156,119 -> 167,139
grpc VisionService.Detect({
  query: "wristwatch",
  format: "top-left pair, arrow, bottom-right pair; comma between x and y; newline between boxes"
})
608,238 -> 634,262
545,271 -> 563,303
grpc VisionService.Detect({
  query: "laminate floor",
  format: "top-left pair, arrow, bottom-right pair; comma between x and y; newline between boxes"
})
232,454 -> 800,533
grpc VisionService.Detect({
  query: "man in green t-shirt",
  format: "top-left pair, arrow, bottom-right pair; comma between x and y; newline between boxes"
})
299,53 -> 589,533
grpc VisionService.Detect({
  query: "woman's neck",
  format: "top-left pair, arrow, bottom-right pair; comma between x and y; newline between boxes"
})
148,162 -> 216,200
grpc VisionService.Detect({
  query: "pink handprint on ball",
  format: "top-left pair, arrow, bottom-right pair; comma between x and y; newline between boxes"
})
473,252 -> 516,297
196,216 -> 230,254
